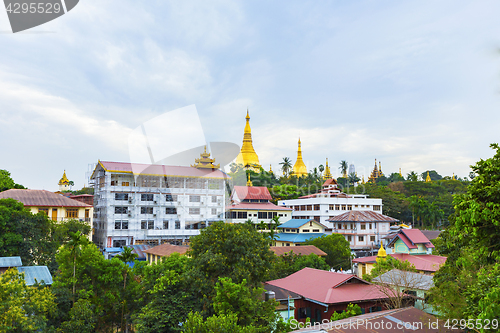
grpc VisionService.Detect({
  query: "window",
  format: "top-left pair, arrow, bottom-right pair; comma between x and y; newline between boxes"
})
369,223 -> 372,229
341,205 -> 347,210
141,220 -> 154,229
314,216 -> 320,222
122,182 -> 130,186
358,236 -> 364,242
302,229 -> 310,232
189,195 -> 201,202
347,235 -> 352,242
237,211 -> 247,219
115,220 -> 128,229
329,205 -> 335,210
370,236 -> 376,242
306,205 -> 312,211
309,221 -> 313,226
175,221 -> 180,229
312,229 -> 320,232
66,208 -> 78,218
212,196 -> 217,203
211,208 -> 218,215
141,194 -> 154,201
258,212 -> 267,219
38,208 -> 49,215
335,205 -> 340,210
141,207 -> 153,214
360,224 -> 366,230
166,208 -> 177,214
338,223 -> 342,229
85,209 -> 90,219
347,205 -> 352,211
373,205 -> 381,211
113,240 -> 126,247
141,221 -> 147,229
298,307 -> 311,319
163,221 -> 169,229
350,223 -> 354,229
313,204 -> 320,211
148,221 -> 154,229
166,194 -> 178,201
189,208 -> 200,215
115,193 -> 129,200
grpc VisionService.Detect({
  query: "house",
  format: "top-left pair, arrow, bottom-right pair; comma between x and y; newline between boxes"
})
327,211 -> 398,251
278,179 -> 383,228
90,149 -> 229,249
0,189 -> 93,239
274,219 -> 327,246
264,284 -> 301,321
225,185 -> 292,224
0,256 -> 53,286
373,269 -> 438,315
265,267 -> 395,324
387,228 -> 436,255
142,243 -> 189,264
291,306 -> 462,332
270,245 -> 326,257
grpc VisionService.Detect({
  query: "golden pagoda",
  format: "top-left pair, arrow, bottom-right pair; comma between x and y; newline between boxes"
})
291,138 -> 307,177
269,164 -> 273,174
323,158 -> 332,179
191,146 -> 220,169
425,171 -> 431,182
452,173 -> 456,180
399,168 -> 402,177
235,110 -> 261,172
368,159 -> 383,183
376,241 -> 387,262
58,170 -> 70,191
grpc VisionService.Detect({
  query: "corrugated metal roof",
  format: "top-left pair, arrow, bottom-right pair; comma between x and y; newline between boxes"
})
327,211 -> 398,222
275,233 -> 325,243
270,245 -> 327,257
278,219 -> 315,229
143,243 -> 189,257
401,229 -> 435,248
127,244 -> 153,259
263,284 -> 301,300
373,269 -> 434,290
0,189 -> 92,207
353,253 -> 446,273
228,202 -> 291,211
17,266 -> 53,286
420,230 -> 442,241
233,186 -> 273,201
0,256 -> 22,267
95,161 -> 229,179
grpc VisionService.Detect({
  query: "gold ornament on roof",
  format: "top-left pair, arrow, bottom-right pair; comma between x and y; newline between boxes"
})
191,146 -> 220,169
246,173 -> 253,187
376,241 -> 387,262
235,110 -> 261,172
58,170 -> 70,185
323,158 -> 332,179
368,159 -> 384,183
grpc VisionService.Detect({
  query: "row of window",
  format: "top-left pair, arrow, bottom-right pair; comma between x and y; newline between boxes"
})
114,193 -> 220,203
110,176 -> 224,190
115,206 -> 218,215
336,223 -> 377,230
345,235 -> 376,242
38,208 -> 90,218
114,220 -> 181,230
289,204 -> 381,211
225,211 -> 281,219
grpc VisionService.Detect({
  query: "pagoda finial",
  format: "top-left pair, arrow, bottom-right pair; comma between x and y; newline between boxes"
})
452,173 -> 455,180
362,175 -> 365,184
236,110 -> 261,172
291,137 -> 307,177
399,168 -> 402,177
246,173 -> 253,186
269,164 -> 273,174
376,241 -> 387,262
425,171 -> 432,182
323,158 -> 332,179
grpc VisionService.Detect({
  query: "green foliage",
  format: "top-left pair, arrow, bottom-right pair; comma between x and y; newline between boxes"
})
269,184 -> 302,203
183,312 -> 258,333
420,170 -> 442,181
0,169 -> 24,192
330,303 -> 362,321
58,299 -> 96,333
362,256 -> 417,282
304,234 -> 352,270
0,268 -> 55,332
430,144 -> 500,324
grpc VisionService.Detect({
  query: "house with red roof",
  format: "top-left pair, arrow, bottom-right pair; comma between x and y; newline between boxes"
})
225,185 -> 292,224
265,268 -> 397,324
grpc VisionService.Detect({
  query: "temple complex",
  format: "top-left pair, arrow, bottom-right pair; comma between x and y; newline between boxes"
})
235,110 -> 261,172
58,170 -> 70,191
291,138 -> 307,177
368,159 -> 384,183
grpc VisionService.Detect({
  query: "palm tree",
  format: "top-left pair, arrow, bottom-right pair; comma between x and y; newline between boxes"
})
348,172 -> 360,186
407,171 -> 419,182
318,164 -> 324,174
280,157 -> 292,177
339,160 -> 348,178
116,247 -> 138,332
67,231 -> 87,297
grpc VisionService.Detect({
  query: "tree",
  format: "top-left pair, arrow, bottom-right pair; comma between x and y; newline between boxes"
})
330,303 -> 361,321
279,157 -> 293,177
348,172 -> 360,187
406,171 -> 418,182
362,256 -> 417,282
420,170 -> 442,181
0,169 -> 24,192
318,164 -> 324,174
339,160 -> 348,178
67,231 -> 88,297
116,247 -> 138,332
304,234 -> 352,271
58,299 -> 96,333
0,268 -> 56,332
269,252 -> 329,280
183,312 -> 258,333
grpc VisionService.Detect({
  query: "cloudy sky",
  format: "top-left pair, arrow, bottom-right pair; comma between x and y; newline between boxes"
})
1,0 -> 499,190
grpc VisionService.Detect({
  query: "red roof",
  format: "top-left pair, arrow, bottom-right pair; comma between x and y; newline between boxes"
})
233,186 -> 272,201
353,253 -> 446,272
94,161 -> 229,179
143,243 -> 189,257
270,245 -> 327,257
227,202 -> 291,211
322,178 -> 338,186
401,229 -> 435,248
266,268 -> 391,305
0,189 -> 92,208
327,211 -> 398,222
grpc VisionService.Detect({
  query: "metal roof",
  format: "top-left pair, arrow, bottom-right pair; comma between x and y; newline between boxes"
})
278,219 -> 328,229
0,189 -> 92,207
327,211 -> 398,222
270,245 -> 327,257
143,243 -> 189,257
275,233 -> 326,243
353,253 -> 446,273
227,202 -> 291,211
373,269 -> 434,290
233,186 -> 273,201
0,256 -> 23,267
17,266 -> 53,286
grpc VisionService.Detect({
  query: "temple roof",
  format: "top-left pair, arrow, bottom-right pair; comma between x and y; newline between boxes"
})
58,170 -> 70,185
191,146 -> 220,169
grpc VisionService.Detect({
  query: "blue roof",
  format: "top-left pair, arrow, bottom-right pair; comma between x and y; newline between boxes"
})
278,219 -> 314,229
275,233 -> 326,243
104,247 -> 123,253
17,266 -> 53,286
0,256 -> 22,268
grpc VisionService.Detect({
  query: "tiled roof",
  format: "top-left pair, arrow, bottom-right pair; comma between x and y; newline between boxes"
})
323,178 -> 338,186
373,269 -> 434,290
0,189 -> 92,207
401,229 -> 435,248
266,268 -> 390,305
227,202 -> 291,211
17,266 -> 53,286
327,211 -> 398,222
0,256 -> 22,267
233,186 -> 273,201
275,233 -> 325,243
94,161 -> 229,179
270,245 -> 327,257
143,243 -> 189,257
353,254 -> 446,272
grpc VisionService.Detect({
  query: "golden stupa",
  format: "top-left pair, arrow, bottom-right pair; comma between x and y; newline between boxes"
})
376,241 -> 387,262
425,171 -> 432,182
323,158 -> 332,179
291,138 -> 307,177
235,110 -> 261,172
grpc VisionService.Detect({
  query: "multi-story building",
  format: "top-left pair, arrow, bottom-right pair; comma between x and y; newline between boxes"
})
90,148 -> 229,248
277,178 -> 383,229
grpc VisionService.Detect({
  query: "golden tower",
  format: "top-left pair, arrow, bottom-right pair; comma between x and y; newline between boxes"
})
376,241 -> 387,262
291,138 -> 308,177
368,159 -> 380,183
246,173 -> 253,187
323,158 -> 332,179
191,146 -> 220,169
425,171 -> 431,182
58,170 -> 70,191
235,110 -> 261,172
269,164 -> 273,174
399,168 -> 402,177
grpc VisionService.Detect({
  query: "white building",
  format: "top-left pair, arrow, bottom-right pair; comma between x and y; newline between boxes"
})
91,151 -> 229,248
277,179 -> 383,229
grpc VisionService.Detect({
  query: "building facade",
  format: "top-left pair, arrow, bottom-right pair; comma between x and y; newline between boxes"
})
274,219 -> 326,247
278,179 -> 383,228
91,153 -> 229,249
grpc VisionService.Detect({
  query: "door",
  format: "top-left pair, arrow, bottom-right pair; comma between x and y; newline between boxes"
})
314,309 -> 322,323
51,208 -> 57,221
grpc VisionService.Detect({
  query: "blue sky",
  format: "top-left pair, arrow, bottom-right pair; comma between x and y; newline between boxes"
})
1,0 -> 499,189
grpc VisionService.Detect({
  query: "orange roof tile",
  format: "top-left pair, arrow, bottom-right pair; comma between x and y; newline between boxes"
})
0,189 -> 92,207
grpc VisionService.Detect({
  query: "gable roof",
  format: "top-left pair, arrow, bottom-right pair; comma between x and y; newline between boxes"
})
0,256 -> 22,268
143,243 -> 189,257
263,284 -> 301,301
278,219 -> 326,229
233,186 -> 272,201
17,266 -> 53,286
270,245 -> 327,257
388,229 -> 435,249
373,269 -> 434,290
353,253 -> 446,273
266,268 -> 390,305
322,178 -> 338,186
0,189 -> 92,208
420,230 -> 442,241
327,211 -> 398,222
275,233 -> 325,243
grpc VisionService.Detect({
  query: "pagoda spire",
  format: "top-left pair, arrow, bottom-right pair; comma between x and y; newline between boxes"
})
235,110 -> 261,172
376,241 -> 387,262
425,171 -> 432,182
291,138 -> 307,177
269,164 -> 273,174
323,158 -> 332,179
246,173 -> 253,186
